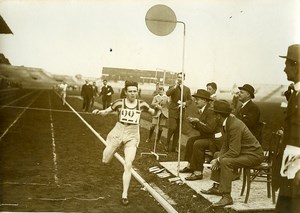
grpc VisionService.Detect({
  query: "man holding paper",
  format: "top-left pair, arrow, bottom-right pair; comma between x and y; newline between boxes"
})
274,44 -> 300,213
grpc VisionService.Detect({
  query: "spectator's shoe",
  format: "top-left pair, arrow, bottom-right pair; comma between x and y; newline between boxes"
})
204,155 -> 213,163
185,173 -> 203,181
201,183 -> 222,196
212,194 -> 233,208
121,198 -> 129,206
179,167 -> 193,173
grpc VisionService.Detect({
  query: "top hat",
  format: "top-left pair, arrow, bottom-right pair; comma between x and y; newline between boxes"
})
192,89 -> 212,101
212,100 -> 232,114
238,84 -> 255,98
279,44 -> 300,62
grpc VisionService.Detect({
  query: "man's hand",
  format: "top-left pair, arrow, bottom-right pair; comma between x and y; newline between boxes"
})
187,117 -> 199,123
211,159 -> 220,170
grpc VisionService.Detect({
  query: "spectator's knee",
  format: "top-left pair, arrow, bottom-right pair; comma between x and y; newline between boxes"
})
219,157 -> 231,166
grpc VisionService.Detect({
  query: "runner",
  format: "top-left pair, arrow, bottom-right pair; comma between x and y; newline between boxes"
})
92,81 -> 157,206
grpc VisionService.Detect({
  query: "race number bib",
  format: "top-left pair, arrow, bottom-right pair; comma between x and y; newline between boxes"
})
120,109 -> 141,124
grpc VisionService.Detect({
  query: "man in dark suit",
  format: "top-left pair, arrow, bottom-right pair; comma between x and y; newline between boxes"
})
274,44 -> 300,213
201,100 -> 264,207
99,79 -> 114,109
165,72 -> 192,152
179,89 -> 220,181
234,84 -> 261,142
91,81 -> 98,109
81,80 -> 93,112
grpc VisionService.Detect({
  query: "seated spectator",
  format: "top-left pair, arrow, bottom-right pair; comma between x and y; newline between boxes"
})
179,89 -> 220,180
234,84 -> 262,142
201,100 -> 264,207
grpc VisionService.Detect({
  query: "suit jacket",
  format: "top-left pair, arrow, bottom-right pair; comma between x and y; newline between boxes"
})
100,85 -> 114,98
92,85 -> 98,97
190,104 -> 218,139
273,90 -> 300,196
218,115 -> 264,162
151,94 -> 169,118
235,100 -> 261,140
81,84 -> 93,98
166,84 -> 192,119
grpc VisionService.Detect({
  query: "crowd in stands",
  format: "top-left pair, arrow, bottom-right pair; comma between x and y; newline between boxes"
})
0,78 -> 22,89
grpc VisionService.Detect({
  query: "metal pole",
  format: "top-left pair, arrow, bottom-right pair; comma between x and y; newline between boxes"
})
163,70 -> 166,85
176,21 -> 186,177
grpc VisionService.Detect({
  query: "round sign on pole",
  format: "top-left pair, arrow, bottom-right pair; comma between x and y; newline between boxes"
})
145,4 -> 177,36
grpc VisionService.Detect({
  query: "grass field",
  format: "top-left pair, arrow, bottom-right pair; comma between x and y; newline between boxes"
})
0,88 -> 282,212
0,89 -> 167,212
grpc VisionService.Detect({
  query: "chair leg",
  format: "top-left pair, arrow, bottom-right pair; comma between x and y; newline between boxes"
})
267,173 -> 271,198
244,169 -> 251,203
272,187 -> 276,204
240,168 -> 246,196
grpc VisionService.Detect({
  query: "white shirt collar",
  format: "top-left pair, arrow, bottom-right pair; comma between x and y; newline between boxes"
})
223,117 -> 228,127
294,81 -> 300,92
200,104 -> 206,113
241,99 -> 251,108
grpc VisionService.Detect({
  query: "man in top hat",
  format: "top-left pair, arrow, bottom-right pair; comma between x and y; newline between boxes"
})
234,84 -> 262,142
180,89 -> 220,181
201,100 -> 264,207
273,44 -> 300,213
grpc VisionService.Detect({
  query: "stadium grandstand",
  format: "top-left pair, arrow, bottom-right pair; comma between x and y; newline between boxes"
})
102,67 -> 177,85
101,67 -> 178,95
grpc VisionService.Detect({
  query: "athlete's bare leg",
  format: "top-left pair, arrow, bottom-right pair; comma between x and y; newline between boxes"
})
122,146 -> 137,199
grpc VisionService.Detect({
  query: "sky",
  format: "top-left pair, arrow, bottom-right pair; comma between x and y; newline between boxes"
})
0,0 -> 300,89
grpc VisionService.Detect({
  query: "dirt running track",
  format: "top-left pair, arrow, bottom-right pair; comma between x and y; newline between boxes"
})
0,89 -> 166,212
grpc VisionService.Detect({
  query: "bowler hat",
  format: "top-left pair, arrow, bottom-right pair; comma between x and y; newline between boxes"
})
192,89 -> 212,101
238,84 -> 255,98
279,44 -> 300,62
212,100 -> 232,114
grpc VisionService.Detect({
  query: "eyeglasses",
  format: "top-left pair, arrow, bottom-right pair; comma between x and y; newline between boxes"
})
127,90 -> 137,93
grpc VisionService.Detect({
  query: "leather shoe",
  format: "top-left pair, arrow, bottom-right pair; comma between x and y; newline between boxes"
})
185,173 -> 203,181
201,185 -> 222,196
212,194 -> 233,207
179,167 -> 193,173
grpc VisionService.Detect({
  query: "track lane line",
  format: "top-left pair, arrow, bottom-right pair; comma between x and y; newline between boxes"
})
57,92 -> 178,213
0,90 -> 36,109
48,92 -> 59,185
0,91 -> 42,141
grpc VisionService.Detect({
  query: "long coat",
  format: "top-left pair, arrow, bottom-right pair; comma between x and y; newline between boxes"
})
166,84 -> 192,119
273,91 -> 300,197
235,100 -> 261,141
190,104 -> 218,139
218,115 -> 264,161
151,94 -> 169,118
